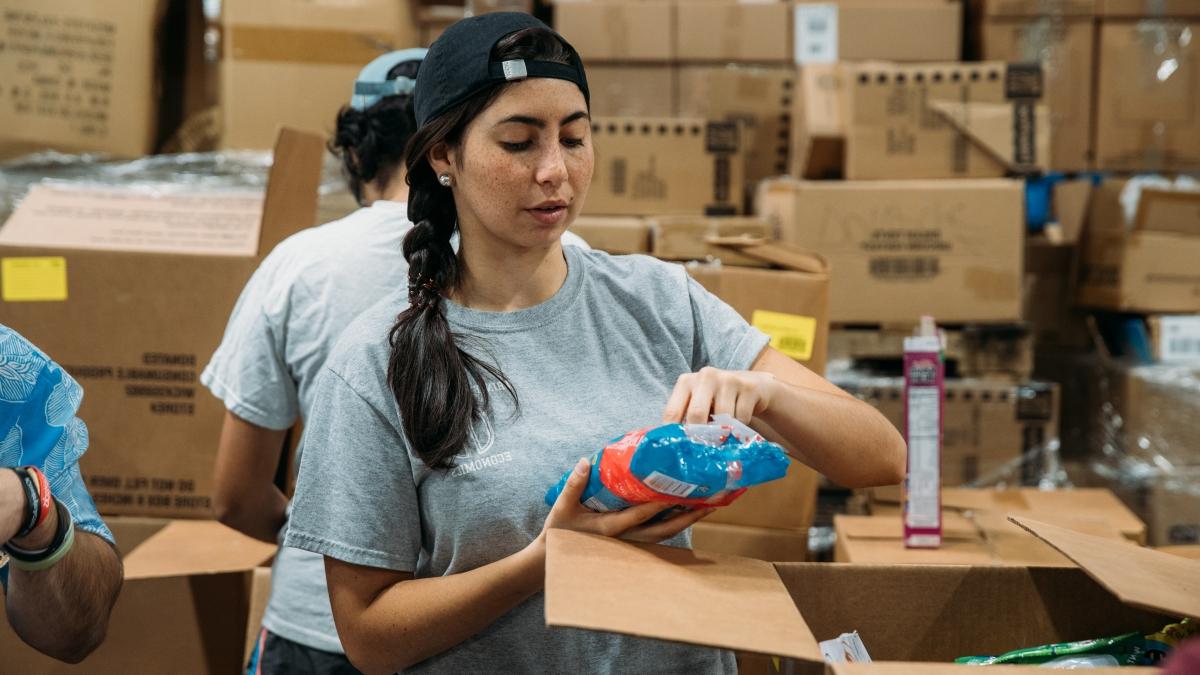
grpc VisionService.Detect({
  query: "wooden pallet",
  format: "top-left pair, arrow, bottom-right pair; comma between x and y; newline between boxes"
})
828,322 -> 1034,381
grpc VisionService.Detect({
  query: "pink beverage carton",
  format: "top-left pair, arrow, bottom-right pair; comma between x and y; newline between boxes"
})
903,316 -> 943,548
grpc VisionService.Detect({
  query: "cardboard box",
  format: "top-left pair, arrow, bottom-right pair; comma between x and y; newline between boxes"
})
0,128 -> 324,517
676,0 -> 791,63
1024,235 -> 1092,350
979,3 -> 1096,170
834,509 -> 1128,566
650,216 -> 772,266
794,1 -> 962,64
1147,315 -> 1200,363
691,522 -> 809,562
545,518 -> 1185,672
1122,469 -> 1200,547
678,65 -> 795,189
571,216 -> 652,254
208,0 -> 416,150
1093,17 -> 1200,172
0,518 -> 276,674
758,178 -> 1025,324
0,0 -> 165,158
553,0 -> 674,62
1098,0 -> 1200,18
791,63 -> 848,179
861,485 -> 1147,544
829,323 -> 1034,381
687,243 -> 829,532
1159,545 -> 1200,559
833,377 -> 1061,487
1078,182 -> 1200,313
845,61 -> 1050,179
588,65 -> 677,117
586,117 -> 745,216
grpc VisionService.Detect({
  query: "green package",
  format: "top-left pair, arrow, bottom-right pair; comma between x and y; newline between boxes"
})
956,619 -> 1198,666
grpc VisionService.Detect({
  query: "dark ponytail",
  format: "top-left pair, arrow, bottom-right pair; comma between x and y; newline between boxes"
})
387,27 -> 582,470
328,60 -> 421,205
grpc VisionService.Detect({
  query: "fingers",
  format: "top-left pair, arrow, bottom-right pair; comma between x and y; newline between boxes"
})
604,500 -> 670,536
713,383 -> 738,420
625,507 -> 715,543
550,458 -> 591,514
684,375 -> 716,424
733,389 -> 758,425
662,376 -> 692,423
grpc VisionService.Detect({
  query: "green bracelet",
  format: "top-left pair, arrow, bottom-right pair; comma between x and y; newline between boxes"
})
5,501 -> 75,572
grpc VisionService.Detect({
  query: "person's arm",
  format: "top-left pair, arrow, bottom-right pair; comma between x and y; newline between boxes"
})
212,411 -> 290,543
324,459 -> 711,675
0,470 -> 122,664
663,347 -> 906,488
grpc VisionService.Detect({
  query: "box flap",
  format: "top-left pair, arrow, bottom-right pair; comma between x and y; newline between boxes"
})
832,664 -> 1145,675
544,529 -> 822,661
1054,179 -> 1093,244
1010,516 -> 1200,619
927,100 -> 1050,172
257,127 -> 325,257
710,241 -> 830,275
1132,189 -> 1200,237
123,520 -> 276,580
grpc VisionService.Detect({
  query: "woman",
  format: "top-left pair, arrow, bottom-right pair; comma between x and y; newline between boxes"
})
285,13 -> 906,675
201,49 -> 426,675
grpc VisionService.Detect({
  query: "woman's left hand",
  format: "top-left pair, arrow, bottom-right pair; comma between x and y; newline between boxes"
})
662,367 -> 779,425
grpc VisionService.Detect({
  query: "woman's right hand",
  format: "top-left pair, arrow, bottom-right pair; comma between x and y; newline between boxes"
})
539,458 -> 714,545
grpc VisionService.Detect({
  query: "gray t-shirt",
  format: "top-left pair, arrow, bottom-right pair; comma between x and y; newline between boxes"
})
285,245 -> 768,673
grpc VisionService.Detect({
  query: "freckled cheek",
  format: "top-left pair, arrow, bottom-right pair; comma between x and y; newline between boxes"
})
567,152 -> 594,198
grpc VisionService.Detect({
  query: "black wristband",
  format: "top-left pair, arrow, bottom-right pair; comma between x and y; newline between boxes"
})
11,467 -> 40,540
5,498 -> 71,563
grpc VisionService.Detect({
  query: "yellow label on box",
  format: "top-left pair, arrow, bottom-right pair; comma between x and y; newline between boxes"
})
751,310 -> 816,361
1,257 -> 68,302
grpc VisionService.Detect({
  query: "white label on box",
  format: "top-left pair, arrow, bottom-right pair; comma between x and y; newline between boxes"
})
644,471 -> 699,498
1159,316 -> 1200,364
794,4 -> 839,64
0,185 -> 265,257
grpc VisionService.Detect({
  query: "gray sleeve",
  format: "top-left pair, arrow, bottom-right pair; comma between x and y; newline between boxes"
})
283,367 -> 421,572
686,275 -> 770,372
200,261 -> 300,430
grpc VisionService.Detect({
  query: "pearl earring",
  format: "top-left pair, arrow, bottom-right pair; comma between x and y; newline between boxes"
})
438,174 -> 452,187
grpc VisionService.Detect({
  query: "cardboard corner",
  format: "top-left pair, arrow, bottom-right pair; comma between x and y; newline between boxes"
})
544,529 -> 822,661
712,241 -> 830,275
927,99 -> 1050,172
1008,516 -> 1200,620
257,126 -> 326,257
122,520 -> 277,580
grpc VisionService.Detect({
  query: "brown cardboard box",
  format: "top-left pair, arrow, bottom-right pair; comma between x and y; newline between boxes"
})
545,519 -> 1184,672
1093,18 -> 1200,172
758,178 -> 1025,324
845,61 -> 1050,179
1119,469 -> 1200,546
795,1 -> 962,63
832,377 -> 1060,487
1160,545 -> 1200,559
1098,0 -> 1200,17
828,323 -> 1035,381
586,117 -> 745,216
791,63 -> 848,179
1024,235 -> 1092,350
588,65 -> 677,117
0,128 -> 324,517
0,0 -> 165,158
1078,182 -> 1200,313
212,0 -> 416,150
834,509 -> 1128,566
678,65 -> 795,188
0,519 -> 275,674
687,244 -> 829,532
571,216 -> 652,254
979,3 -> 1096,170
553,0 -> 674,62
676,0 -> 791,63
691,522 -> 809,562
650,215 -> 772,266
417,5 -> 466,48
861,485 -> 1147,544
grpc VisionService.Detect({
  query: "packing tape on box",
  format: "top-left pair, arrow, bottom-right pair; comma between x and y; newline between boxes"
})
228,25 -> 397,66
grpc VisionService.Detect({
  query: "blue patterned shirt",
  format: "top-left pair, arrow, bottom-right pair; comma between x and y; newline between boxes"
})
0,324 -> 114,578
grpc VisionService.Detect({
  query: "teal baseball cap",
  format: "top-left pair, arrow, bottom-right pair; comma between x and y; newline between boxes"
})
351,48 -> 428,111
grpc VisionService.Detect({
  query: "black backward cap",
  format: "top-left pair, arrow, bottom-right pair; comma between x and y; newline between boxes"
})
414,12 -> 589,127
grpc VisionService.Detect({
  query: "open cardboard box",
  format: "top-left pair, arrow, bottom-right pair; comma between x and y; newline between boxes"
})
0,518 -> 275,674
862,486 -> 1147,545
546,516 -> 1192,673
